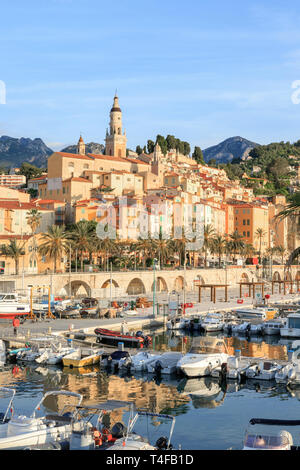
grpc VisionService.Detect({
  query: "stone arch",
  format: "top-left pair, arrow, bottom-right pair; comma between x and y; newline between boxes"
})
60,280 -> 91,297
101,279 -> 119,289
174,276 -> 184,291
295,271 -> 300,281
284,271 -> 292,281
273,271 -> 281,281
151,276 -> 168,292
126,278 -> 146,295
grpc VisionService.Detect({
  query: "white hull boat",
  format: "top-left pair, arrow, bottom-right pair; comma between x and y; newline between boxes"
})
226,355 -> 251,381
245,361 -> 281,380
35,346 -> 77,365
177,352 -> 228,377
0,340 -> 6,366
0,390 -> 82,450
200,314 -> 224,333
263,319 -> 286,336
0,293 -> 30,320
147,352 -> 183,375
119,351 -> 161,372
243,418 -> 296,450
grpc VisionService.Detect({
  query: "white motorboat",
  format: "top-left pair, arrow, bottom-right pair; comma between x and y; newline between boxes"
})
35,344 -> 77,365
200,313 -> 224,333
146,352 -> 183,375
102,350 -> 131,369
243,418 -> 297,450
226,355 -> 252,381
177,337 -> 229,378
166,316 -> 191,330
280,313 -> 300,338
0,292 -> 30,320
235,322 -> 264,336
235,307 -> 277,321
69,401 -> 176,451
118,351 -> 161,372
245,360 -> 281,380
263,319 -> 286,336
16,345 -> 50,362
0,390 -> 82,449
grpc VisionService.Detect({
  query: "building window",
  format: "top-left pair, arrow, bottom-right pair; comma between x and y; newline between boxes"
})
247,219 -> 250,225
247,231 -> 250,237
84,164 -> 89,169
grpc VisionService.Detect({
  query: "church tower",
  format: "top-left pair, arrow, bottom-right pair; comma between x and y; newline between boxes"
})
105,93 -> 127,158
77,135 -> 86,155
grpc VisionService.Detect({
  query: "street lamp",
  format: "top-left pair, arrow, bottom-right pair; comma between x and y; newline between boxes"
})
152,258 -> 158,318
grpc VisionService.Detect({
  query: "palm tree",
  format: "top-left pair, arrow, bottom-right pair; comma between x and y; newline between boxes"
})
153,234 -> 173,268
275,191 -> 300,220
255,227 -> 267,263
211,235 -> 226,267
39,225 -> 71,272
227,230 -> 245,263
275,245 -> 288,265
26,209 -> 42,235
241,243 -> 255,262
69,220 -> 95,271
202,224 -> 215,267
0,239 -> 25,275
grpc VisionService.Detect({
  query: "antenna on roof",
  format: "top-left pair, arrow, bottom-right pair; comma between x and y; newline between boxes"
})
115,88 -> 118,97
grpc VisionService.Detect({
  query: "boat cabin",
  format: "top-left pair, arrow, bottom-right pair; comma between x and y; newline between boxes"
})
286,314 -> 300,330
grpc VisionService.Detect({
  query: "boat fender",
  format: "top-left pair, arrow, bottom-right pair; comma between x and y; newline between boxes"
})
93,430 -> 102,447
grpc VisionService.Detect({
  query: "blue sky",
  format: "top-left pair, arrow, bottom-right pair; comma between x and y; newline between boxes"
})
1,0 -> 300,152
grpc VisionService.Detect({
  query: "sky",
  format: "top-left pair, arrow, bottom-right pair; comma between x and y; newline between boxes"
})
1,0 -> 300,152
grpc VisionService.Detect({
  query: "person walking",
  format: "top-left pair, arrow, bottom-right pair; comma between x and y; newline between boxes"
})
12,317 -> 20,336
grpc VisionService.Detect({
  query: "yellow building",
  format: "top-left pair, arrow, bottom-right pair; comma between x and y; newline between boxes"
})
231,202 -> 269,252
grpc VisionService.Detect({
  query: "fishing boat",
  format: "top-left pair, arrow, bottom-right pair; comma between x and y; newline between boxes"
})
200,313 -> 225,333
0,390 -> 82,450
0,292 -> 30,320
280,313 -> 300,338
243,418 -> 299,450
245,360 -> 281,380
263,319 -> 286,336
177,337 -> 229,378
146,351 -> 184,375
94,328 -> 152,349
69,400 -> 176,451
16,344 -> 50,363
62,347 -> 104,368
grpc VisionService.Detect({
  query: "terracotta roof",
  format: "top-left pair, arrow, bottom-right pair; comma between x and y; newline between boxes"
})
88,153 -> 128,163
54,152 -> 94,161
63,177 -> 92,183
0,234 -> 32,240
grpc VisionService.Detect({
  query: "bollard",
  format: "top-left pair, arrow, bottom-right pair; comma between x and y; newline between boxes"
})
48,327 -> 52,334
118,342 -> 124,351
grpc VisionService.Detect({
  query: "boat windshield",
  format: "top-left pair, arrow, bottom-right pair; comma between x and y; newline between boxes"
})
244,433 -> 290,449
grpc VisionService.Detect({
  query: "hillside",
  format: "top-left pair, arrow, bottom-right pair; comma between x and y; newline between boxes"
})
0,135 -> 52,168
61,142 -> 105,155
203,136 -> 259,164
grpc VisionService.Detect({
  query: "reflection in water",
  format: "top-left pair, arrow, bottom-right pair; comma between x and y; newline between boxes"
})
0,329 -> 300,449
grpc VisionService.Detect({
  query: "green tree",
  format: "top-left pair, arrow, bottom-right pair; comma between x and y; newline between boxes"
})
0,240 -> 25,275
18,162 -> 43,183
192,146 -> 205,164
39,225 -> 71,272
26,209 -> 42,235
147,140 -> 155,154
156,135 -> 168,155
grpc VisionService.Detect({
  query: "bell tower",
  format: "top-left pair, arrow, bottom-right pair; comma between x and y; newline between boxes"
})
77,135 -> 86,155
105,93 -> 127,158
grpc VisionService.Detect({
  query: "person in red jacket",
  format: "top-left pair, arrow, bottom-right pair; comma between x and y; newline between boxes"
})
12,317 -> 20,336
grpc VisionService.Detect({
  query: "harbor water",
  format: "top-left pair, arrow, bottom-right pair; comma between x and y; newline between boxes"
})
1,329 -> 300,450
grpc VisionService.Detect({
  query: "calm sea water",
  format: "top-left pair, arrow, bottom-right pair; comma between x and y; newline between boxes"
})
0,330 -> 300,450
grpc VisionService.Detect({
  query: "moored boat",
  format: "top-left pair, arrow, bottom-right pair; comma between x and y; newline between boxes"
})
62,347 -> 104,368
94,328 -> 152,348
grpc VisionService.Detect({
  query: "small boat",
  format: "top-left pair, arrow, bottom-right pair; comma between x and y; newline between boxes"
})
102,350 -> 131,369
166,316 -> 190,330
235,307 -> 277,321
35,344 -> 77,365
0,390 -> 82,450
16,345 -> 49,363
62,347 -> 104,368
200,313 -> 224,333
280,313 -> 300,338
235,322 -> 264,336
263,319 -> 286,336
94,328 -> 152,349
245,360 -> 281,380
146,352 -> 184,375
69,400 -> 176,451
119,351 -> 161,372
226,354 -> 252,381
243,418 -> 298,450
177,337 -> 229,378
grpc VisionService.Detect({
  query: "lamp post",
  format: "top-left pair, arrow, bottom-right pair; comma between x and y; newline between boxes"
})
153,258 -> 158,318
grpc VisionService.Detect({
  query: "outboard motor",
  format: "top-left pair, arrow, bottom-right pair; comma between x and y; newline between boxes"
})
136,331 -> 144,338
156,436 -> 172,450
154,360 -> 163,375
111,422 -> 127,439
